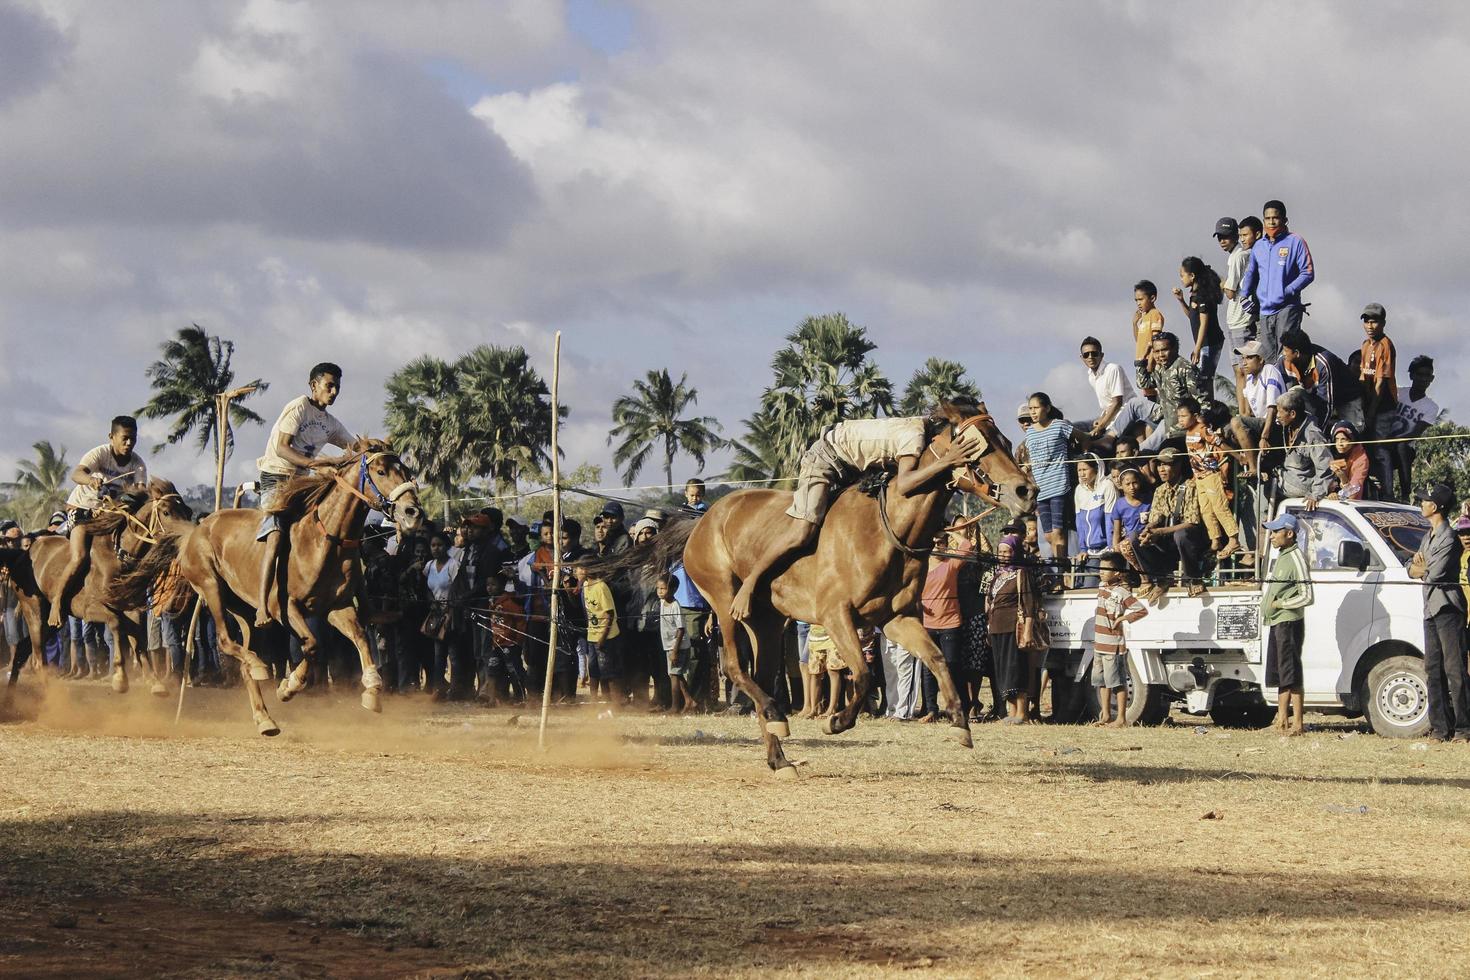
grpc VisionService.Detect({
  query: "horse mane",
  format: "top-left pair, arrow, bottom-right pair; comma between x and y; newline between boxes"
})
104,522 -> 187,609
265,438 -> 391,517
583,512 -> 700,580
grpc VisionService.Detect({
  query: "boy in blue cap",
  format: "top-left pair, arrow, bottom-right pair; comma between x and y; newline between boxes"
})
1262,512 -> 1313,735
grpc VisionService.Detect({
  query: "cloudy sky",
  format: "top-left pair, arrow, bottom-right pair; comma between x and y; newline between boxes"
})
2,0 -> 1467,502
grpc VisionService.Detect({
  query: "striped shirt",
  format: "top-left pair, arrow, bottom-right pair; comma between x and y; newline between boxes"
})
1093,584 -> 1146,656
1022,419 -> 1075,502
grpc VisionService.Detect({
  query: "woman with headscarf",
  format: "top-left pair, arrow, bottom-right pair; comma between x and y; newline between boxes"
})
987,533 -> 1040,724
1073,453 -> 1118,589
1329,420 -> 1370,500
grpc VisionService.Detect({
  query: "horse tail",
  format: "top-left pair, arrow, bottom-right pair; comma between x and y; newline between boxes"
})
585,512 -> 700,579
105,525 -> 186,609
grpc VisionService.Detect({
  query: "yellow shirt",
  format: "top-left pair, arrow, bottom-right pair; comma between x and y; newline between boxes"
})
583,579 -> 620,643
1133,308 -> 1164,362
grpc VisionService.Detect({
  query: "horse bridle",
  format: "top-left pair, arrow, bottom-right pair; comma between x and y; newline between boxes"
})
927,414 -> 1001,505
333,451 -> 418,519
112,493 -> 183,562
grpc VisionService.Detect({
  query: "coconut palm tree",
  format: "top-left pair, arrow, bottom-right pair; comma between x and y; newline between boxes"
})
608,369 -> 723,489
2,441 -> 70,528
457,345 -> 564,496
744,313 -> 893,476
724,406 -> 787,483
384,354 -> 467,504
898,357 -> 982,415
136,325 -> 268,458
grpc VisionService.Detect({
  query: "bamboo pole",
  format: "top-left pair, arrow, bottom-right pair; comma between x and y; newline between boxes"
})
175,595 -> 203,725
212,385 -> 257,513
538,332 -> 563,749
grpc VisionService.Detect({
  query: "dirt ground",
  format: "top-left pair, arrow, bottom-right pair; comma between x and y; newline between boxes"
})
3,678 -> 1470,979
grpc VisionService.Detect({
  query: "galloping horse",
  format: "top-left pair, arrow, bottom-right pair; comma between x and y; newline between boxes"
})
681,404 -> 1034,774
113,440 -> 425,735
22,480 -> 193,694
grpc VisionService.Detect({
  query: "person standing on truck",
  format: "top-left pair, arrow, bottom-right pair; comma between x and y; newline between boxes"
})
1092,552 -> 1149,727
1273,388 -> 1334,511
1408,483 -> 1469,743
1261,513 -> 1314,736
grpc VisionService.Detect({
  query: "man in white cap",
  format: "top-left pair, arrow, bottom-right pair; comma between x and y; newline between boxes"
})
1261,511 -> 1313,735
1229,340 -> 1286,478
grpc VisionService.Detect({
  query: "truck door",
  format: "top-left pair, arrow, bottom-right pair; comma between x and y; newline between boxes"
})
1277,507 -> 1382,702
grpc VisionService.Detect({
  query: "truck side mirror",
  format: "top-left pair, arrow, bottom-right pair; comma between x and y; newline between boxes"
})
1336,540 -> 1369,571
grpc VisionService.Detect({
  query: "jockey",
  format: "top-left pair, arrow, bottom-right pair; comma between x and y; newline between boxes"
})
254,362 -> 353,627
47,415 -> 149,627
727,408 -> 988,623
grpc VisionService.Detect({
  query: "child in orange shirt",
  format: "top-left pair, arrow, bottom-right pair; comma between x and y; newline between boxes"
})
1131,279 -> 1165,378
1176,397 -> 1239,561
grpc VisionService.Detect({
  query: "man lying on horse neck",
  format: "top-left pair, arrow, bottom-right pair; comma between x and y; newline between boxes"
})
727,404 -> 999,623
47,415 -> 150,628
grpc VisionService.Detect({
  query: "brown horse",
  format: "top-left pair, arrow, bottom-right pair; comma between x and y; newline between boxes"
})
21,480 -> 193,694
682,405 -> 1034,775
113,440 -> 425,735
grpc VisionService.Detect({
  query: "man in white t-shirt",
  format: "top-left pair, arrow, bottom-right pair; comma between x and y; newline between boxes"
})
1078,337 -> 1136,438
47,415 -> 151,627
1215,216 -> 1260,363
1229,341 -> 1287,478
253,362 -> 354,626
727,410 -> 987,622
1389,355 -> 1440,501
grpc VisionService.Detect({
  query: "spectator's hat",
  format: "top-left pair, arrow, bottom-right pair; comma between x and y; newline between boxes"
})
1155,447 -> 1180,463
1213,216 -> 1239,239
1233,339 -> 1264,358
0,519 -> 17,532
1330,420 -> 1358,439
643,507 -> 668,523
630,517 -> 660,536
1262,512 -> 1299,532
47,511 -> 66,527
1453,516 -> 1470,534
463,512 -> 491,528
1414,483 -> 1456,513
1015,402 -> 1031,421
600,500 -> 625,519
1360,302 -> 1387,322
505,517 -> 526,531
529,520 -> 543,534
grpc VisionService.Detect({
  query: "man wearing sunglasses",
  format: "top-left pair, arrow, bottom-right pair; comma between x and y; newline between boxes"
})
1078,337 -> 1136,440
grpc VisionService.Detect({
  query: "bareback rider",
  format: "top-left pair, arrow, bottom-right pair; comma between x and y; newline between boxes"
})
727,407 -> 989,623
47,415 -> 150,627
254,362 -> 353,627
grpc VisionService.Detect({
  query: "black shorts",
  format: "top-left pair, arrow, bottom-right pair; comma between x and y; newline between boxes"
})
1264,619 -> 1304,690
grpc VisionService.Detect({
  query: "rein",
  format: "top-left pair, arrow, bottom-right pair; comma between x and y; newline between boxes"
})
863,470 -> 998,562
317,450 -> 416,551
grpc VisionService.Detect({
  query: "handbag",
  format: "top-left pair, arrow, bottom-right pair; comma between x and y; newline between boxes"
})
1017,610 -> 1051,652
420,603 -> 450,641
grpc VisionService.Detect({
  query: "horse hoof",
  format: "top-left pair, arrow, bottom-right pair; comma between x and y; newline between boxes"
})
770,764 -> 799,781
949,725 -> 974,749
822,715 -> 843,735
361,689 -> 381,713
277,679 -> 294,702
111,670 -> 129,694
249,664 -> 270,682
149,681 -> 168,698
257,717 -> 281,737
764,720 -> 790,738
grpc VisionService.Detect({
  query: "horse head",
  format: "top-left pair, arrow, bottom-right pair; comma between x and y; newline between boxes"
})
342,439 -> 426,534
930,401 -> 1036,517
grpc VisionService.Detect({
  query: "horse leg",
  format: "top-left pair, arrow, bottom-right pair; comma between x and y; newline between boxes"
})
883,615 -> 972,749
731,615 -> 795,776
277,600 -> 317,701
96,614 -> 130,694
819,614 -> 874,737
325,605 -> 383,713
239,658 -> 280,737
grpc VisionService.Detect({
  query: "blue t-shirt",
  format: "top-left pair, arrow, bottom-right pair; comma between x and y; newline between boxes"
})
669,560 -> 709,611
1111,495 -> 1152,539
1022,420 -> 1075,502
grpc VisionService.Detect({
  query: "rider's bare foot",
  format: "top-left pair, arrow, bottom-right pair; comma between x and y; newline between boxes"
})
47,610 -> 63,629
253,610 -> 272,628
729,584 -> 756,622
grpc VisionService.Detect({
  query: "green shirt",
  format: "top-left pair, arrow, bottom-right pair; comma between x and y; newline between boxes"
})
1262,543 -> 1313,626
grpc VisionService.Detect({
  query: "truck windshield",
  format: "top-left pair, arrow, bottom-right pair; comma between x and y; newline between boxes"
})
1356,506 -> 1431,562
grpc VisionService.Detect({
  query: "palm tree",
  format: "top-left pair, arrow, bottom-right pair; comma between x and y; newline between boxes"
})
384,355 -> 467,503
136,325 -> 268,458
724,406 -> 787,484
898,357 -> 982,415
742,313 -> 893,477
457,345 -> 564,495
2,441 -> 70,528
608,369 -> 723,489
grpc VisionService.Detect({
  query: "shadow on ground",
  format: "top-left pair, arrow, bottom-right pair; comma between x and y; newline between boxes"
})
3,809 -> 1466,978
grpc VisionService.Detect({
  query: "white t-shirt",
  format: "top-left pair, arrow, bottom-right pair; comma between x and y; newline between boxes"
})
1243,363 -> 1287,418
1390,393 -> 1440,438
1087,361 -> 1135,414
826,418 -> 927,471
66,444 -> 149,510
1223,245 -> 1253,335
424,556 -> 461,602
256,395 -> 354,477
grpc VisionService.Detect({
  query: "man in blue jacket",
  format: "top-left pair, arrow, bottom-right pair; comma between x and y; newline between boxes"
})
1239,199 -> 1315,365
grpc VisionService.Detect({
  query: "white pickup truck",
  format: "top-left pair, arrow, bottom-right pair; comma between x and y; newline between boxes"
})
1041,498 -> 1436,738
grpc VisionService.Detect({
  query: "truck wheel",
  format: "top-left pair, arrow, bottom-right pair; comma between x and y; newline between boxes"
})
1087,675 -> 1171,726
1365,655 -> 1430,739
1047,661 -> 1089,724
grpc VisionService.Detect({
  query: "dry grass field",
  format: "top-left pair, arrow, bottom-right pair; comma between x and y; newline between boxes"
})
3,678 -> 1470,979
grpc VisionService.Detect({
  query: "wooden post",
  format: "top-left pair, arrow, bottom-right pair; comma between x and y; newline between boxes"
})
212,385 -> 258,513
175,595 -> 203,725
538,332 -> 563,749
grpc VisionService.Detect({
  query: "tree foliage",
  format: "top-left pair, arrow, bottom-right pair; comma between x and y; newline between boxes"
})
608,369 -> 723,490
136,325 -> 268,458
1,441 -> 70,528
897,357 -> 982,416
1410,420 -> 1470,503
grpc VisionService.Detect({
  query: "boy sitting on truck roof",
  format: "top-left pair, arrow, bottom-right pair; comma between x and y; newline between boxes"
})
1262,512 -> 1314,736
1092,552 -> 1149,727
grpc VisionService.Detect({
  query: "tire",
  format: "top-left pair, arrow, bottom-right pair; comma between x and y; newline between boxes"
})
1046,660 -> 1089,724
1364,654 -> 1431,739
1082,669 -> 1172,726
